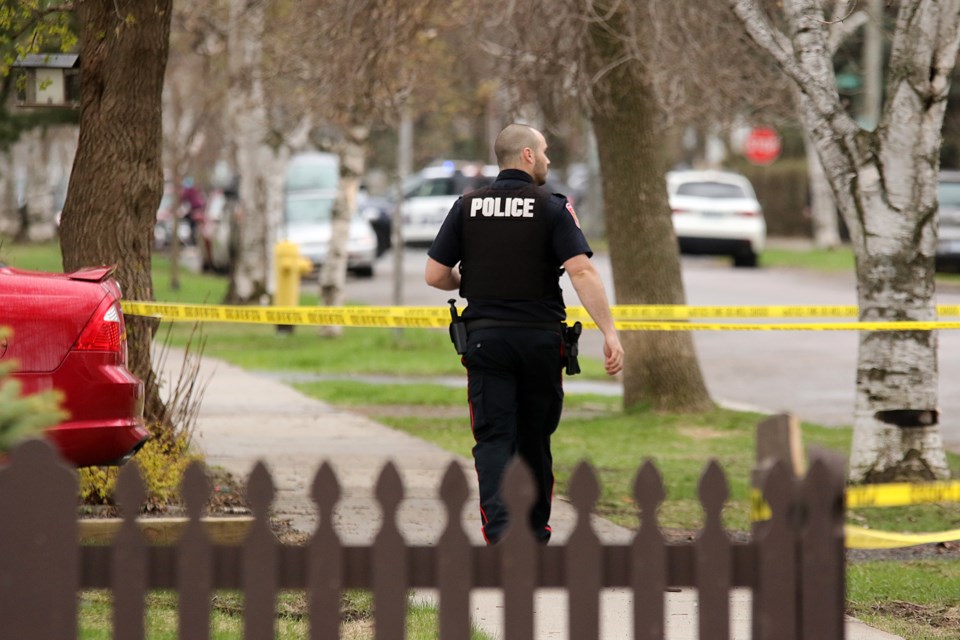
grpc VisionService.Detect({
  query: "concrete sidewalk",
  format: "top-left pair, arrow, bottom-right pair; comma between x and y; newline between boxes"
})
168,351 -> 902,639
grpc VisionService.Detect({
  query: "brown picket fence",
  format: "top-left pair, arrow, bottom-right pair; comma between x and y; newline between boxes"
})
0,438 -> 846,639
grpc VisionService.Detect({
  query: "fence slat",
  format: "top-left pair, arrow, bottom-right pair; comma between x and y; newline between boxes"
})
696,460 -> 731,640
113,462 -> 148,640
633,460 -> 666,640
800,450 -> 846,640
178,461 -> 213,640
752,461 -> 797,640
501,458 -> 538,640
0,440 -> 78,640
373,462 -> 407,640
567,462 -> 602,640
438,462 -> 472,640
310,462 -> 343,640
244,462 -> 278,640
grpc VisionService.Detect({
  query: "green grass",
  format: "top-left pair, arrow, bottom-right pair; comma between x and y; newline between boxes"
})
761,245 -> 855,272
846,560 -> 960,639
79,590 -> 492,640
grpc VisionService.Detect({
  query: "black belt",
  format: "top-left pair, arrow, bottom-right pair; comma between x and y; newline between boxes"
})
466,319 -> 564,333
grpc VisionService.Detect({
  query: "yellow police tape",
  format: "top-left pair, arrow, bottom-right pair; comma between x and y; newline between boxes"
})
751,480 -> 960,549
123,301 -> 960,331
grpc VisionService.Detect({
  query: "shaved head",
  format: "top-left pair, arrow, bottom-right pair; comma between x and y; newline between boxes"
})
495,124 -> 544,168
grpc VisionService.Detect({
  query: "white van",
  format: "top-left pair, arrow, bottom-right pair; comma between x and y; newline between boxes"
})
283,152 -> 377,277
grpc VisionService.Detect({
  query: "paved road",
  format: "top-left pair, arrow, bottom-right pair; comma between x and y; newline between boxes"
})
340,246 -> 960,450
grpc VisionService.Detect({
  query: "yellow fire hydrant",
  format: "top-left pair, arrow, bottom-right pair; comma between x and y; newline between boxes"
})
273,240 -> 313,333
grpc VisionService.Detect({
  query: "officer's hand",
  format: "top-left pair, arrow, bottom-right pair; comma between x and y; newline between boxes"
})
603,334 -> 624,376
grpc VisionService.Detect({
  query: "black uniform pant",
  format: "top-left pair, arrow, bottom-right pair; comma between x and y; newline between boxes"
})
463,326 -> 564,545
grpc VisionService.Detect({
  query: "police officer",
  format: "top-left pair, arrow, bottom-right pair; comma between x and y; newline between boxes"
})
425,123 -> 624,544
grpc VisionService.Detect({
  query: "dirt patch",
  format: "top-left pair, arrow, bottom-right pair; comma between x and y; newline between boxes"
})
866,600 -> 960,631
678,426 -> 728,440
847,541 -> 960,563
77,465 -> 250,519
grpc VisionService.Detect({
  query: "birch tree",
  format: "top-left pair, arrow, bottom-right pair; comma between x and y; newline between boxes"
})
163,1 -> 227,290
266,0 -> 458,318
224,0 -> 300,304
730,0 -> 959,481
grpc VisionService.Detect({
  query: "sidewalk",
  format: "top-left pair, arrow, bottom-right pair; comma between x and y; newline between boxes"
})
167,351 -> 902,639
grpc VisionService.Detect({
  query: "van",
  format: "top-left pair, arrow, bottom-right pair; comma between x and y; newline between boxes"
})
283,152 -> 377,277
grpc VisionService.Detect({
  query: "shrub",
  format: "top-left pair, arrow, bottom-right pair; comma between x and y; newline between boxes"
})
78,425 -> 202,510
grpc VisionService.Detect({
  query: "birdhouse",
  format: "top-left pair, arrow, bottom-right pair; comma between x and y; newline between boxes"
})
12,54 -> 80,109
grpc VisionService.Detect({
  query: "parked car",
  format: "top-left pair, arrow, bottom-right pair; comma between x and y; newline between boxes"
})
0,264 -> 149,466
667,169 -> 766,268
283,152 -> 379,277
283,191 -> 378,277
936,170 -> 960,271
400,162 -> 499,244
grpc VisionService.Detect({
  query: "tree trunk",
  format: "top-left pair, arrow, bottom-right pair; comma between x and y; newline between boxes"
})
731,0 -> 958,481
804,131 -> 840,249
588,11 -> 713,412
225,0 -> 291,305
318,126 -> 368,337
60,0 -> 173,426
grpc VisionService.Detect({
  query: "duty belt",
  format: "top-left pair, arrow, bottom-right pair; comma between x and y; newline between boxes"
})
465,319 -> 564,333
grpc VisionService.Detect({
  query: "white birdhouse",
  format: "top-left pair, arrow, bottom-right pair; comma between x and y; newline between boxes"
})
12,54 -> 80,109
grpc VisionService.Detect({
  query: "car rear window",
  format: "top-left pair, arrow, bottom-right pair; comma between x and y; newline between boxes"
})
286,158 -> 338,191
938,181 -> 960,208
676,181 -> 747,199
285,196 -> 334,224
408,178 -> 458,198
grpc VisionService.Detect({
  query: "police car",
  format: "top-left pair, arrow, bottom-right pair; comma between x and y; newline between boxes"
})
401,162 -> 499,245
668,169 -> 766,268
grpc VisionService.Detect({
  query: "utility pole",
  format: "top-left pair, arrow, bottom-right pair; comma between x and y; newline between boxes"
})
862,0 -> 883,131
392,106 -> 413,338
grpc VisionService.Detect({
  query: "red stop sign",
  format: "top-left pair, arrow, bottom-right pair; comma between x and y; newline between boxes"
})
744,127 -> 782,165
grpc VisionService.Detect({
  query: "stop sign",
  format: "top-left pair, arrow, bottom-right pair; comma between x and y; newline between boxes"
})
743,127 -> 782,165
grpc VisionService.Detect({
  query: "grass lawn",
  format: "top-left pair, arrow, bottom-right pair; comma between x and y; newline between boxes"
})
79,590 -> 491,640
6,239 -> 960,637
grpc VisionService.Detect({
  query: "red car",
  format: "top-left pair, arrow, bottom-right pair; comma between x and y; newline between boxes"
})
0,264 -> 149,466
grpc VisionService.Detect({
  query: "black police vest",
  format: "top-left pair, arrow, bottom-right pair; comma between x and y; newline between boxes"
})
459,184 -> 559,300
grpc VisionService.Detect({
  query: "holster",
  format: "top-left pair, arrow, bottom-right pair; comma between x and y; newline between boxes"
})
448,299 -> 468,355
562,321 -> 582,375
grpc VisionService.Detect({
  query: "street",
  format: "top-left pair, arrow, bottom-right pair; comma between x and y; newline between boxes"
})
344,247 -> 960,450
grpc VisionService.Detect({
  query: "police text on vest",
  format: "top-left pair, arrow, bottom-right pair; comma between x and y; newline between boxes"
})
470,197 -> 535,218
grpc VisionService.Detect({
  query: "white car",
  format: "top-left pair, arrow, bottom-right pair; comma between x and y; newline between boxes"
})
283,191 -> 378,277
400,163 -> 499,244
667,169 -> 766,268
936,170 -> 960,271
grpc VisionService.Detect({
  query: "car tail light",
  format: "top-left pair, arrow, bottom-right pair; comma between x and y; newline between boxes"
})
738,210 -> 762,217
671,208 -> 687,215
75,298 -> 126,360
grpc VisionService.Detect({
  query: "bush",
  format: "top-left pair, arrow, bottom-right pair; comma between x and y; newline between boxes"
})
78,425 -> 202,510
